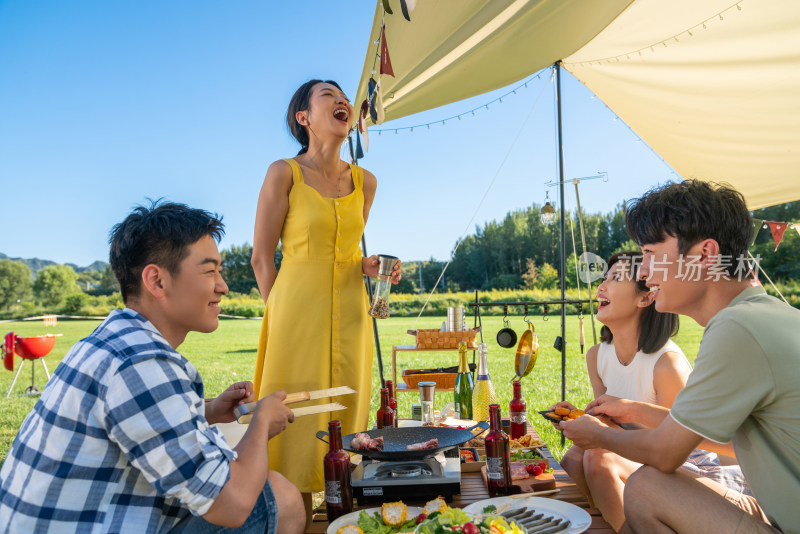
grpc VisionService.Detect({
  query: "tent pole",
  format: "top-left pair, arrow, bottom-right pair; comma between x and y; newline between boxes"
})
351,134 -> 386,389
362,234 -> 385,389
555,61 -> 567,446
573,182 -> 598,345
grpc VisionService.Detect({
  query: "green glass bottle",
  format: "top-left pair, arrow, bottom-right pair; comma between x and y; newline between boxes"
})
454,341 -> 474,420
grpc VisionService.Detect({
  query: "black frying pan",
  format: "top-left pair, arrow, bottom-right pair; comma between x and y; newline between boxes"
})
316,422 -> 489,461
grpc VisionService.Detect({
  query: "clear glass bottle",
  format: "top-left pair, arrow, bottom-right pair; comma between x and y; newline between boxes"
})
323,420 -> 353,520
485,404 -> 512,496
471,342 -> 497,422
386,379 -> 398,427
368,255 -> 399,319
376,387 -> 394,428
509,380 -> 527,439
454,341 -> 473,419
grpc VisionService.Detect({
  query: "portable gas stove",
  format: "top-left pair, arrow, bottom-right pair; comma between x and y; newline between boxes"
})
351,450 -> 461,505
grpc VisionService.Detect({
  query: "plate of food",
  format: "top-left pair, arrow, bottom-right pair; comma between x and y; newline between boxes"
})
414,497 -> 528,534
327,503 -> 423,534
462,496 -> 591,534
508,433 -> 546,450
538,407 -> 585,424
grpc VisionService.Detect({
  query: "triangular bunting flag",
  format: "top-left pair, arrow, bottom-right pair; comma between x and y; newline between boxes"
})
750,218 -> 762,247
368,78 -> 378,122
399,0 -> 416,21
382,0 -> 393,15
356,130 -> 365,160
380,25 -> 394,77
347,135 -> 355,163
359,100 -> 368,133
795,224 -> 800,239
767,221 -> 787,251
374,77 -> 385,124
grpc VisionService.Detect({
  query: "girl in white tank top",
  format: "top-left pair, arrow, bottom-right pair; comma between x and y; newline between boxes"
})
595,339 -> 691,405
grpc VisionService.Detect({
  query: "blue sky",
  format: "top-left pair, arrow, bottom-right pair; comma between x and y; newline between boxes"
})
0,1 -> 679,267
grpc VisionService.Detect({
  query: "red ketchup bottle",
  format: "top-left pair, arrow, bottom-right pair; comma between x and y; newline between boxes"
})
323,420 -> 353,521
386,380 -> 399,427
509,380 -> 527,440
485,404 -> 512,496
376,387 -> 394,429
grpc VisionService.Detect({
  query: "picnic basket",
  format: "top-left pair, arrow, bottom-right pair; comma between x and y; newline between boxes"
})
409,328 -> 480,349
402,370 -> 457,389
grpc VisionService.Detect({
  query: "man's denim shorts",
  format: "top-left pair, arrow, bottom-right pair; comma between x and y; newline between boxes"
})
170,479 -> 278,534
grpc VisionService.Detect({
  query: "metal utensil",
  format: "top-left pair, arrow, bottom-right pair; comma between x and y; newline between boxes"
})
234,386 -> 356,424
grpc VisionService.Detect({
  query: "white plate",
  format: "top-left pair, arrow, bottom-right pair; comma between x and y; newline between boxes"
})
327,506 -> 423,534
462,496 -> 591,534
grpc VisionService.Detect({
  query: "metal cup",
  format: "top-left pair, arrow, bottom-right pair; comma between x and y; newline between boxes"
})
447,306 -> 465,331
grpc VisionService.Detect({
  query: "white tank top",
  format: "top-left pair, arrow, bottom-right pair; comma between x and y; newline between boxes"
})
595,339 -> 690,404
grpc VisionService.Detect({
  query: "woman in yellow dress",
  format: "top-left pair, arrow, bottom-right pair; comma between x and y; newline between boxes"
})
250,79 -> 401,514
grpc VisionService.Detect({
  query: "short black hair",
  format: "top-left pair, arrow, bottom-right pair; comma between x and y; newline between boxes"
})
599,251 -> 679,354
286,79 -> 344,155
109,200 -> 224,302
625,180 -> 752,276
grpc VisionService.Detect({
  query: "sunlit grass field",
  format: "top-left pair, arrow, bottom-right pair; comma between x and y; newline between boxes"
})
0,314 -> 705,465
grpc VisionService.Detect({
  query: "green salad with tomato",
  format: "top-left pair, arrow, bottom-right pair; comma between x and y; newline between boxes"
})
416,508 -> 524,534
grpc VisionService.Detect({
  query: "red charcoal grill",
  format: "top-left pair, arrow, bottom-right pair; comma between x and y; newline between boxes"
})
3,332 -> 56,398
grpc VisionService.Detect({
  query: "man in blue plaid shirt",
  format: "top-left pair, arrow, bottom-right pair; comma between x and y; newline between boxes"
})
0,202 -> 305,533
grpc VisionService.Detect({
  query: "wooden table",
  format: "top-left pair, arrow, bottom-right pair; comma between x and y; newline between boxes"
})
306,424 -> 614,533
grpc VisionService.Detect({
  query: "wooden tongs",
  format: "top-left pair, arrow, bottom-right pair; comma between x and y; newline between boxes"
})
233,386 -> 356,424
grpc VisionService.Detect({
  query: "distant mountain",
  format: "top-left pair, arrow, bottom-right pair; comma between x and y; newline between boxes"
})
0,252 -> 108,278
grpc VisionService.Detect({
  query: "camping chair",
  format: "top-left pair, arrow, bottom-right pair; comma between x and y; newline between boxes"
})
3,332 -> 55,398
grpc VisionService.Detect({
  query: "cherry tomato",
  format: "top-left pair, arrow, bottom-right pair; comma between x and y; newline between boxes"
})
538,461 -> 547,471
417,513 -> 428,524
463,523 -> 480,534
532,465 -> 543,476
525,463 -> 537,474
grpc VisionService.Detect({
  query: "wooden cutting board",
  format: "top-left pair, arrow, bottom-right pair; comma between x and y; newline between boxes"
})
480,465 -> 556,493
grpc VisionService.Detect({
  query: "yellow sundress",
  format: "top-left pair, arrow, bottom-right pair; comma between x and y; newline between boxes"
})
253,158 -> 373,492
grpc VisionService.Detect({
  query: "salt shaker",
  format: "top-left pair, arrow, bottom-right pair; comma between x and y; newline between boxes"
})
368,254 -> 400,319
418,381 -> 436,425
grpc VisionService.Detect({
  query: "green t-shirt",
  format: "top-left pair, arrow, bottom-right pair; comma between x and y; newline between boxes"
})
670,286 -> 800,532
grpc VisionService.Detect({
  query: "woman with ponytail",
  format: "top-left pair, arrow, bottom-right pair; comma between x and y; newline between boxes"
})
250,80 -> 400,517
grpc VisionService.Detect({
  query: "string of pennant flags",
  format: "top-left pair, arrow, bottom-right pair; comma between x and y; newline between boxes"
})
573,0 -> 745,66
752,219 -> 799,252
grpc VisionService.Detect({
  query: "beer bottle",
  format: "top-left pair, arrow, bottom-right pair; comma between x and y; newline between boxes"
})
386,379 -> 399,427
323,420 -> 353,520
509,380 -> 527,439
376,387 -> 394,428
485,404 -> 512,496
454,342 -> 474,419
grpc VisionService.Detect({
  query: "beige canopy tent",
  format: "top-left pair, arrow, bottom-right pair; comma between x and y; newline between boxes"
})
356,0 -> 800,209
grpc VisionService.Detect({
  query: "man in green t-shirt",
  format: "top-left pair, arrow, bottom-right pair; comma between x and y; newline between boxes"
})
561,180 -> 800,533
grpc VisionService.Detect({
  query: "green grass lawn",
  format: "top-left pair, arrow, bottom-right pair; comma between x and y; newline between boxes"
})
0,313 -> 705,465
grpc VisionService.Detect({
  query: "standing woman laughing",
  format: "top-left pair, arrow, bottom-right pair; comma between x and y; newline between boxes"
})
250,79 -> 401,517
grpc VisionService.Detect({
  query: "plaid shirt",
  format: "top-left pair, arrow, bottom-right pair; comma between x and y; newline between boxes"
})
0,308 -> 236,533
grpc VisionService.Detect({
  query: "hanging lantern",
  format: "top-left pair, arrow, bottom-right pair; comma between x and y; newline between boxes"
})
541,192 -> 556,225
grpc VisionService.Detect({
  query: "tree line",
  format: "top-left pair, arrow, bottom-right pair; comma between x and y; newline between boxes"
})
1,201 -> 797,313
